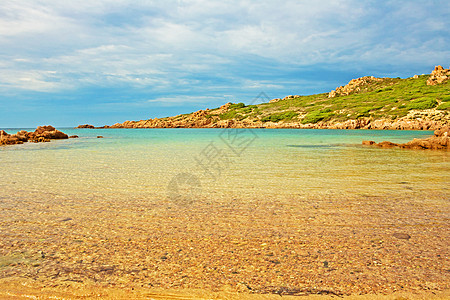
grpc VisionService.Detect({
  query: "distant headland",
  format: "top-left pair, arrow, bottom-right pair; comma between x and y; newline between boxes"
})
79,65 -> 449,131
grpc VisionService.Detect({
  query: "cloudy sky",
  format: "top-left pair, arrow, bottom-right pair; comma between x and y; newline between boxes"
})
1,0 -> 449,127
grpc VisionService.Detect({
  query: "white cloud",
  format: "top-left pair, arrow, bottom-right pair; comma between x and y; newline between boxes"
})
0,0 -> 449,94
146,95 -> 227,106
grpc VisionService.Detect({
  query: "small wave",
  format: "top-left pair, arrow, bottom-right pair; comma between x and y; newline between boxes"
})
286,144 -> 343,148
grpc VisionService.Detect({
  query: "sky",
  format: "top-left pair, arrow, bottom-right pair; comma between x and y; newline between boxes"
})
1,0 -> 449,128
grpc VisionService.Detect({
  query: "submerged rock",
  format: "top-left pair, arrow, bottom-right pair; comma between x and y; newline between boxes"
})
393,233 -> 411,240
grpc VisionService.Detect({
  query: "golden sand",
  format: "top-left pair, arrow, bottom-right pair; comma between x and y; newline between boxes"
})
0,189 -> 448,299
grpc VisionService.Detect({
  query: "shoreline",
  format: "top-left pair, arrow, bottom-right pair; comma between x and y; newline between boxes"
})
83,110 -> 450,131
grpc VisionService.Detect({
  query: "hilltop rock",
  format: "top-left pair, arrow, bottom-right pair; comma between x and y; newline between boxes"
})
328,76 -> 384,98
427,65 -> 450,85
76,124 -> 95,129
283,95 -> 300,100
0,126 -> 69,146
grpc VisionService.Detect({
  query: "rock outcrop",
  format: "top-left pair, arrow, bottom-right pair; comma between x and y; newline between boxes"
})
362,126 -> 449,150
76,124 -> 95,129
426,65 -> 450,85
328,76 -> 384,98
0,126 -> 68,146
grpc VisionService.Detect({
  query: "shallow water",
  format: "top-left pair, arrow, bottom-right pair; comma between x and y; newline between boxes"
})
0,128 -> 448,203
0,128 -> 449,294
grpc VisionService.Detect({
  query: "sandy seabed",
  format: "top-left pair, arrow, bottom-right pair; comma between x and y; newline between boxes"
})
0,189 -> 449,299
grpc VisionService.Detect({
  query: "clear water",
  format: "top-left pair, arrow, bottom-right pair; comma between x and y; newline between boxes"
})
0,128 -> 448,204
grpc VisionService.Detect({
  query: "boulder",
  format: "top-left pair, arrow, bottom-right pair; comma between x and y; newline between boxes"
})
39,130 -> 69,139
33,125 -> 68,139
362,140 -> 376,145
34,125 -> 56,134
0,135 -> 23,145
69,135 -> 79,138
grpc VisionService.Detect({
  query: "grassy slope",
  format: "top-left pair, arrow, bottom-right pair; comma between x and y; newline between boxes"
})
206,75 -> 450,124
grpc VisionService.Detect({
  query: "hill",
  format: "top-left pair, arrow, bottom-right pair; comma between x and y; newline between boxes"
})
104,66 -> 450,130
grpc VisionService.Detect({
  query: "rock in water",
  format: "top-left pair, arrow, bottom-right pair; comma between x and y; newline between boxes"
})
0,126 -> 69,146
363,126 -> 450,150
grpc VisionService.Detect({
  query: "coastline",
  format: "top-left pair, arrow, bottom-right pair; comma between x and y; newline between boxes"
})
91,110 -> 449,131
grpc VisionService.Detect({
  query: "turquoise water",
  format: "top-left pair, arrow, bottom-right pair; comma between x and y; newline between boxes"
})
0,128 -> 448,204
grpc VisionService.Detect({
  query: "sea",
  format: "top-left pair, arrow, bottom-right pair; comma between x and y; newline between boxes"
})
0,128 -> 448,205
1,128 -> 449,294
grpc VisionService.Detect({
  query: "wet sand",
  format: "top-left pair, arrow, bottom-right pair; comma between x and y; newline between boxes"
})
0,189 -> 448,298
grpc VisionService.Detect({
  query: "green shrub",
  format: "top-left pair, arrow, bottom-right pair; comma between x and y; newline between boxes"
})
301,109 -> 334,124
440,95 -> 450,102
241,107 -> 253,113
261,111 -> 298,122
436,102 -> 450,110
219,111 -> 238,120
406,97 -> 438,110
229,102 -> 245,109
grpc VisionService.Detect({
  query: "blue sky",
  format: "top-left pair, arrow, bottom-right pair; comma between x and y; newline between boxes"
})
1,0 -> 449,127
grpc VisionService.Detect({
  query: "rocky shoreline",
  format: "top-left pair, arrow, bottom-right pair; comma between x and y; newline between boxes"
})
85,109 -> 448,131
363,126 -> 449,150
0,126 -> 73,146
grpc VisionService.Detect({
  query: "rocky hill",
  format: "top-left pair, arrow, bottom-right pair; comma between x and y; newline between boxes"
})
101,65 -> 450,130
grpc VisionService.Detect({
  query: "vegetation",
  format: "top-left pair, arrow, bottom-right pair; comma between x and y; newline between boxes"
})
437,102 -> 450,111
301,109 -> 334,124
206,74 -> 449,124
261,111 -> 298,122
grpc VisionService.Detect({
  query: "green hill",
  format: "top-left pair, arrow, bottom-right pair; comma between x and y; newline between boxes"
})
107,66 -> 450,130
219,75 -> 449,123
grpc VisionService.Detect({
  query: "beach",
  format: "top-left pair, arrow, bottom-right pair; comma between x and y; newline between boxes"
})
1,128 -> 449,298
